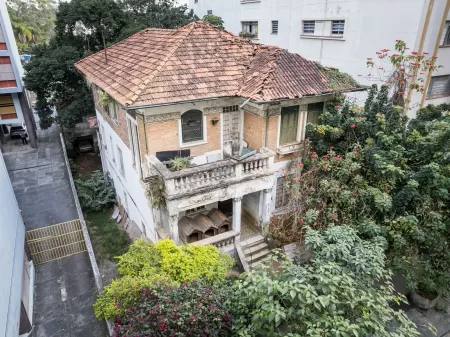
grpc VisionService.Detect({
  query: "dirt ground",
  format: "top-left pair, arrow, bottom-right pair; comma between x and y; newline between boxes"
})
73,152 -> 102,177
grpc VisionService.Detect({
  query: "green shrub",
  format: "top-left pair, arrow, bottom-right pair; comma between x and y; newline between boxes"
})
75,170 -> 115,211
95,239 -> 234,320
230,227 -> 419,337
114,282 -> 232,337
168,157 -> 190,171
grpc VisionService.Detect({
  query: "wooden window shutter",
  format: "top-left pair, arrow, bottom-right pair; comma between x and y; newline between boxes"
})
280,105 -> 299,145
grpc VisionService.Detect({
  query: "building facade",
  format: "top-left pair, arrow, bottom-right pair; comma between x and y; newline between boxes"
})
0,149 -> 34,337
75,22 -> 360,265
189,0 -> 450,116
0,2 -> 36,146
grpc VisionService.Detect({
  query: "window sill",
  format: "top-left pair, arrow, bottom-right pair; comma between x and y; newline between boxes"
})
277,142 -> 302,155
439,45 -> 450,48
180,139 -> 207,148
300,34 -> 345,41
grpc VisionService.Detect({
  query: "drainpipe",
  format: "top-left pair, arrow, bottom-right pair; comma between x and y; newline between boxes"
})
264,109 -> 269,148
405,0 -> 435,112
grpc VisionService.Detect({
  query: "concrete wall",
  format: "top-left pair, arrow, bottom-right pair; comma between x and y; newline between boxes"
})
97,111 -> 158,242
0,150 -> 26,337
189,0 -> 450,116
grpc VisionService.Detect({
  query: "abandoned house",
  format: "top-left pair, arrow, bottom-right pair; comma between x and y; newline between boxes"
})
75,21 -> 361,268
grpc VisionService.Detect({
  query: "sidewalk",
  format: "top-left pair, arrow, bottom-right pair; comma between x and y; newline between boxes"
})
3,125 -> 107,337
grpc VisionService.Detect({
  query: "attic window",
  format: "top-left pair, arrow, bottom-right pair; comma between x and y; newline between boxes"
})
223,105 -> 239,113
272,21 -> 279,34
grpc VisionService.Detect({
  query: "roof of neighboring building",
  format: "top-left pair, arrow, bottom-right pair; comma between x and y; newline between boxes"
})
75,21 -> 362,108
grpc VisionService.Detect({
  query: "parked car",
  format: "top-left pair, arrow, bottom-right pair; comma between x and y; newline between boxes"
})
9,124 -> 26,139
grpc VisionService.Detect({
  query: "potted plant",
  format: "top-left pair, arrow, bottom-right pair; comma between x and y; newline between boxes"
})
168,157 -> 190,171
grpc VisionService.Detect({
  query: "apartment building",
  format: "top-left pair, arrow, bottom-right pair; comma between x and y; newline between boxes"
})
75,22 -> 360,264
0,2 -> 36,146
189,0 -> 450,116
0,149 -> 34,337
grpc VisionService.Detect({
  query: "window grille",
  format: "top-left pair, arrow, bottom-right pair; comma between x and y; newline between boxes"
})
223,105 -> 239,113
331,20 -> 345,35
302,20 -> 315,34
272,20 -> 279,34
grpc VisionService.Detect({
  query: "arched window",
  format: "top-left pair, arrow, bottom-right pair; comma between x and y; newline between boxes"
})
181,109 -> 203,143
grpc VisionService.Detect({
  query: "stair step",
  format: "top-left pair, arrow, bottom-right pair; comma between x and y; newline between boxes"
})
244,241 -> 269,256
240,234 -> 265,248
251,255 -> 272,269
245,248 -> 271,262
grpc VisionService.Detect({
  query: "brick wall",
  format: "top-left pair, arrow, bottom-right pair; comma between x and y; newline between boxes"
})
92,87 -> 130,148
243,111 -> 265,149
145,112 -> 221,157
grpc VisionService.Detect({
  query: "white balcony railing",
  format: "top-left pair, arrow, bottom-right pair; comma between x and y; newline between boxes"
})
146,148 -> 275,198
191,230 -> 238,249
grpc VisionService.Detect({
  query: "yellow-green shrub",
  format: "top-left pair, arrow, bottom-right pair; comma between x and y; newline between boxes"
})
95,239 -> 234,320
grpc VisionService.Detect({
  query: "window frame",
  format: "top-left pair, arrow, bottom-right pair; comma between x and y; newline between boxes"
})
179,109 -> 207,147
279,105 -> 300,146
331,20 -> 345,36
117,145 -> 125,177
427,75 -> 450,99
302,20 -> 316,35
241,21 -> 259,38
271,20 -> 279,35
442,22 -> 450,47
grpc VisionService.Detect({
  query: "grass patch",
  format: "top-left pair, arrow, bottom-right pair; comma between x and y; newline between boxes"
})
85,208 -> 130,261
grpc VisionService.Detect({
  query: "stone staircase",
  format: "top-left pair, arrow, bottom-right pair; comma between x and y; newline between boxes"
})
240,234 -> 272,270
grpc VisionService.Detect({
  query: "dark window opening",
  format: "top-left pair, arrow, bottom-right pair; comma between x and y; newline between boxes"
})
181,109 -> 203,143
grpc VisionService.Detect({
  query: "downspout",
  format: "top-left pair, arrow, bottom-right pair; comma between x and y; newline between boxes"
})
420,0 -> 450,108
264,109 -> 269,148
405,0 -> 435,111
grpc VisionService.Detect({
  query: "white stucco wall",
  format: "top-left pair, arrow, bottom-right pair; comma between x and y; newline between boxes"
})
96,111 -> 157,242
0,150 -> 26,337
190,0 -> 450,116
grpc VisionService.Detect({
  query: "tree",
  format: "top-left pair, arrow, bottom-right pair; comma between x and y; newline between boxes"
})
366,40 -> 438,107
23,43 -> 93,129
24,0 -> 196,130
94,239 -> 234,320
7,0 -> 56,52
202,15 -> 224,30
117,0 -> 196,39
230,227 -> 419,337
115,282 -> 232,337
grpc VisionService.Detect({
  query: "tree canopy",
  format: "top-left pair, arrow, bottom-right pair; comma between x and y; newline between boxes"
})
7,0 -> 56,52
23,0 -> 196,130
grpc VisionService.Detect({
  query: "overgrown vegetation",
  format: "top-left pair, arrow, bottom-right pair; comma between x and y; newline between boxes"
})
230,227 -> 419,337
85,209 -> 129,261
75,170 -> 116,211
115,282 -> 232,337
168,157 -> 191,171
23,0 -> 196,129
271,86 -> 450,299
95,239 -> 234,320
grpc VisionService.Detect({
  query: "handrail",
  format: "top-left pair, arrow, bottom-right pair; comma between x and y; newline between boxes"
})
191,230 -> 238,248
235,241 -> 250,272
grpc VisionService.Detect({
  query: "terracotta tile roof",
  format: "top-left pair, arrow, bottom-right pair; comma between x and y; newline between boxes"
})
75,21 -> 361,108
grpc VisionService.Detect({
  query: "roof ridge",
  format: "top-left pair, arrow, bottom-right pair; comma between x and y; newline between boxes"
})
126,23 -> 197,106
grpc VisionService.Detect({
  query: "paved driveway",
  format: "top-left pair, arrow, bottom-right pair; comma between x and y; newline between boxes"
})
3,126 -> 107,337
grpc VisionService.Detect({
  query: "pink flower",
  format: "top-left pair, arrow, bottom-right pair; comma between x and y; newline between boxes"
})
351,124 -> 357,129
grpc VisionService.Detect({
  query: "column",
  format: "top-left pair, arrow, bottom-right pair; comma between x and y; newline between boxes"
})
261,188 -> 272,227
232,196 -> 242,237
168,214 -> 180,244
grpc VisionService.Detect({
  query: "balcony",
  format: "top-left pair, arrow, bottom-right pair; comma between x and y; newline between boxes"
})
146,148 -> 275,200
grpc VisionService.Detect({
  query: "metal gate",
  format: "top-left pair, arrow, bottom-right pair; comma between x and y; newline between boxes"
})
25,219 -> 87,264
